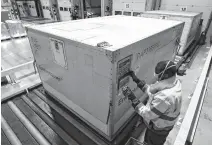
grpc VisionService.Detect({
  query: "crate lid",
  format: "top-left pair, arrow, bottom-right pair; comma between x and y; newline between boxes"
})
27,15 -> 183,51
144,10 -> 201,17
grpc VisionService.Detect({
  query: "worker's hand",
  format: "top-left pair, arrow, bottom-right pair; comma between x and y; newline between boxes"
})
127,70 -> 147,91
129,71 -> 146,85
122,86 -> 137,101
122,86 -> 141,108
120,71 -> 133,80
137,80 -> 146,90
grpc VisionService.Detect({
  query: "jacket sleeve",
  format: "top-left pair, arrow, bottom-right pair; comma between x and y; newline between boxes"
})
135,93 -> 169,121
145,82 -> 164,95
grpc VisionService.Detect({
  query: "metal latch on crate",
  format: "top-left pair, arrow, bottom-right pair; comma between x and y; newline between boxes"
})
160,15 -> 168,20
96,41 -> 112,48
125,137 -> 145,145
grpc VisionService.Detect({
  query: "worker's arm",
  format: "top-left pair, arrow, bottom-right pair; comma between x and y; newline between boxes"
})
122,87 -> 169,120
128,71 -> 147,91
135,93 -> 169,121
128,71 -> 161,95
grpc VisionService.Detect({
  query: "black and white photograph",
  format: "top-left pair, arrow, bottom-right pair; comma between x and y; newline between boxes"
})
0,0 -> 212,145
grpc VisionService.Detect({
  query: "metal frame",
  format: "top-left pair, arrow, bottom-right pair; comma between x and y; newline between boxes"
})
1,61 -> 36,83
187,77 -> 209,144
1,76 -> 41,102
2,61 -> 35,77
101,0 -> 105,17
80,0 -> 85,19
1,60 -> 41,102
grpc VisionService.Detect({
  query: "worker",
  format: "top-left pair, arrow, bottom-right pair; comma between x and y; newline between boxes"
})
105,6 -> 110,16
71,5 -> 79,20
122,60 -> 182,145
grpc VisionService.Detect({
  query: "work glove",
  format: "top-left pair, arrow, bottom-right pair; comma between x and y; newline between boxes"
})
128,71 -> 140,84
137,80 -> 147,91
122,86 -> 140,108
128,71 -> 146,91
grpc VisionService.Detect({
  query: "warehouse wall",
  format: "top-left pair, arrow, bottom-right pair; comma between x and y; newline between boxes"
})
160,0 -> 212,30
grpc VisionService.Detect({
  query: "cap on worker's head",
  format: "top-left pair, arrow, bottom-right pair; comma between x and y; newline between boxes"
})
155,60 -> 177,81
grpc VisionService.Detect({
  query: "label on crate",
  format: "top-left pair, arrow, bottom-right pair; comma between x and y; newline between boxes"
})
117,55 -> 132,90
49,38 -> 68,69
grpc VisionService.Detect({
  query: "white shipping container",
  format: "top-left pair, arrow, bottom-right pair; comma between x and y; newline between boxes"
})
113,0 -> 160,16
1,9 -> 11,22
5,20 -> 27,38
1,22 -> 10,40
57,0 -> 72,21
141,10 -> 203,55
26,16 -> 184,140
27,1 -> 37,17
160,0 -> 212,30
16,1 -> 26,17
40,0 -> 52,19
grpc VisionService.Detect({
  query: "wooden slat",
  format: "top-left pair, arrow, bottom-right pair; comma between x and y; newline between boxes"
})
14,97 -> 70,145
1,129 -> 12,145
7,101 -> 51,145
174,45 -> 212,145
28,90 -> 105,145
35,88 -> 110,143
1,104 -> 39,145
21,95 -> 80,145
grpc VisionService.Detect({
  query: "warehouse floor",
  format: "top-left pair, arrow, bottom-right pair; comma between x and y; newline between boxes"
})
192,25 -> 212,145
165,45 -> 211,145
1,36 -> 212,144
193,66 -> 212,145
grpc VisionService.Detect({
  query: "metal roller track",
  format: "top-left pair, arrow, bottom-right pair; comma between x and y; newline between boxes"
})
1,85 -> 139,145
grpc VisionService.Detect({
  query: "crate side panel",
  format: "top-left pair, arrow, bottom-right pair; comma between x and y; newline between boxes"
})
112,23 -> 184,134
27,30 -> 113,136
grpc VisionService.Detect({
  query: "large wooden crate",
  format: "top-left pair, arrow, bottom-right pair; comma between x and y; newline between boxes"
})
26,15 -> 184,140
113,0 -> 160,16
141,10 -> 202,55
